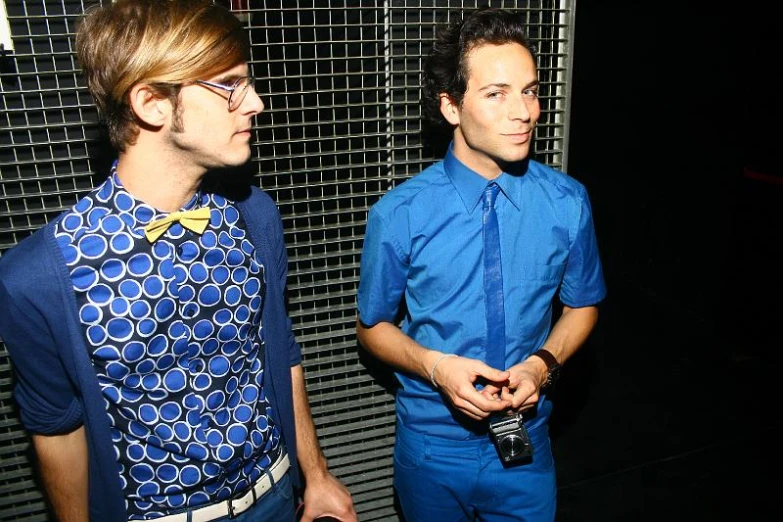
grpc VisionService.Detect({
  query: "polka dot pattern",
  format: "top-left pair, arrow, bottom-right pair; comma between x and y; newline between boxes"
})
56,166 -> 280,518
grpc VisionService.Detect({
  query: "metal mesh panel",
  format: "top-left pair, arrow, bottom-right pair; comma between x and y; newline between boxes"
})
0,1 -> 575,519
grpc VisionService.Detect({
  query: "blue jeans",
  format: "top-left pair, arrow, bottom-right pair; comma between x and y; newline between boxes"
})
394,421 -> 556,522
209,470 -> 295,522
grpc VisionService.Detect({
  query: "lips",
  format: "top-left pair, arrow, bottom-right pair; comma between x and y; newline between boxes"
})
505,131 -> 532,143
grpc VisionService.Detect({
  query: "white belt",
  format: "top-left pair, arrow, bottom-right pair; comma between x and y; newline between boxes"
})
151,452 -> 290,522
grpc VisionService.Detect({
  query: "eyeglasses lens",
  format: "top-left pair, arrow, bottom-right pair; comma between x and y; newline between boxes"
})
228,77 -> 251,110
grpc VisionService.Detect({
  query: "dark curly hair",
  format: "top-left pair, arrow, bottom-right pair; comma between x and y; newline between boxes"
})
421,7 -> 536,134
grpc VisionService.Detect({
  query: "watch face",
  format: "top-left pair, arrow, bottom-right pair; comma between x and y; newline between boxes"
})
548,363 -> 561,385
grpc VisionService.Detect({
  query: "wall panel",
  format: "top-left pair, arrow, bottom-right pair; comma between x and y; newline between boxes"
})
0,1 -> 575,519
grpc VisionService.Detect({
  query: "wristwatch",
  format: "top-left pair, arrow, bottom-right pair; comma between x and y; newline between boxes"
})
529,349 -> 561,392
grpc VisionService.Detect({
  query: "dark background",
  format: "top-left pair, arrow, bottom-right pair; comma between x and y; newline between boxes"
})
0,2 -> 777,520
550,2 -> 780,521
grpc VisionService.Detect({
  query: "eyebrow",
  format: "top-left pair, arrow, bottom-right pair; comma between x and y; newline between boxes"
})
210,73 -> 246,84
477,80 -> 540,92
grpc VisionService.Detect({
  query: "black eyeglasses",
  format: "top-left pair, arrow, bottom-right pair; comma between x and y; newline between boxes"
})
195,76 -> 255,111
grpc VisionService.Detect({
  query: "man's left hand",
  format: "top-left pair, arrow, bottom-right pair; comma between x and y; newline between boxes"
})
479,358 -> 547,412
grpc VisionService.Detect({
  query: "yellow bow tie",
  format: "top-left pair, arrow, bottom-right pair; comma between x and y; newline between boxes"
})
144,207 -> 211,243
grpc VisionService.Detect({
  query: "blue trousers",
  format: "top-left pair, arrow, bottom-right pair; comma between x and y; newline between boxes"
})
394,421 -> 556,522
205,470 -> 295,522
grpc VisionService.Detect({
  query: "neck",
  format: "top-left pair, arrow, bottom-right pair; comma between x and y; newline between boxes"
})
451,134 -> 504,181
115,139 -> 205,212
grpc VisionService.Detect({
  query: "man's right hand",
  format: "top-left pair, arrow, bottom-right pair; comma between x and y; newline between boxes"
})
430,354 -> 512,420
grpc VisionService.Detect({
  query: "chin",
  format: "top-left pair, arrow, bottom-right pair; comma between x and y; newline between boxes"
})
223,149 -> 253,168
499,151 -> 530,165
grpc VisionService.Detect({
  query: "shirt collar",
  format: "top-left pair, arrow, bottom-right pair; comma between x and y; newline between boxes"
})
443,142 -> 525,214
107,160 -> 205,229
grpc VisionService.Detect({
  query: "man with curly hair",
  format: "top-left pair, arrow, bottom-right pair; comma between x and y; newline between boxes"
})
357,7 -> 606,521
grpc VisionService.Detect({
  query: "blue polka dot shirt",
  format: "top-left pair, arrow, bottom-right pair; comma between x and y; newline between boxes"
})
55,163 -> 282,518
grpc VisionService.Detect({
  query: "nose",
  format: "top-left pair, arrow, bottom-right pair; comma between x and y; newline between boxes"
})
242,88 -> 265,115
508,93 -> 531,121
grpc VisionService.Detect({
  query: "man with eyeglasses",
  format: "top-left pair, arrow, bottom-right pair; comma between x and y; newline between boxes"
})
0,1 -> 356,521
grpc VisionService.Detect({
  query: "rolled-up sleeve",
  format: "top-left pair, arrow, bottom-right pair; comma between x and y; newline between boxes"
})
0,278 -> 83,434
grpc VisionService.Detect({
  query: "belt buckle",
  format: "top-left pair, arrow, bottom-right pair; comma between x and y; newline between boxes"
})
227,482 -> 258,519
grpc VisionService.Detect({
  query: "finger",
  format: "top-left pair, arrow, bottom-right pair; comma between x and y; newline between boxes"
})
453,390 -> 508,419
481,384 -> 503,398
470,361 -> 511,384
479,389 -> 500,402
453,399 -> 487,420
480,368 -> 511,385
500,386 -> 515,402
511,387 -> 540,410
462,409 -> 486,421
465,388 -> 512,413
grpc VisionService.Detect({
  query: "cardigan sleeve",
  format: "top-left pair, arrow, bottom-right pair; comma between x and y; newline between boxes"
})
266,193 -> 302,368
244,186 -> 302,368
0,258 -> 84,434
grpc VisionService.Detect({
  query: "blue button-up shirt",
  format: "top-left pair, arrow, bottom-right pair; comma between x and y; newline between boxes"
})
358,144 -> 606,439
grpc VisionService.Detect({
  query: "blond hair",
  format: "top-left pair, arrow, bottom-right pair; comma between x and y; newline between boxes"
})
76,0 -> 249,152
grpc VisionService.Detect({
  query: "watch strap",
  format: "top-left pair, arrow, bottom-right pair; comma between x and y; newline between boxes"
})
529,349 -> 560,390
530,348 -> 557,368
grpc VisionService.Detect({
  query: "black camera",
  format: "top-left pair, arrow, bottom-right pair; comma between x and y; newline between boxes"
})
488,413 -> 533,463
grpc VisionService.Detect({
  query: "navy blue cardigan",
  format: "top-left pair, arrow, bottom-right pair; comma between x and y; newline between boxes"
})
0,186 -> 302,520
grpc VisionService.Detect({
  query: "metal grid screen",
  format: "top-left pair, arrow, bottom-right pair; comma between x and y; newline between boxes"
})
0,1 -> 575,519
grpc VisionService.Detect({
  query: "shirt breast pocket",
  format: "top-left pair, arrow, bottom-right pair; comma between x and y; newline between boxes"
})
518,262 -> 565,283
512,263 -> 566,339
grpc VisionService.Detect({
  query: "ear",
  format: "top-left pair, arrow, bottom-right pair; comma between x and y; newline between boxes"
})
128,84 -> 170,129
439,93 -> 460,126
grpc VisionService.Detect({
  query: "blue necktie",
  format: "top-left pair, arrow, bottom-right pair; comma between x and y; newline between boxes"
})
482,182 -> 506,370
